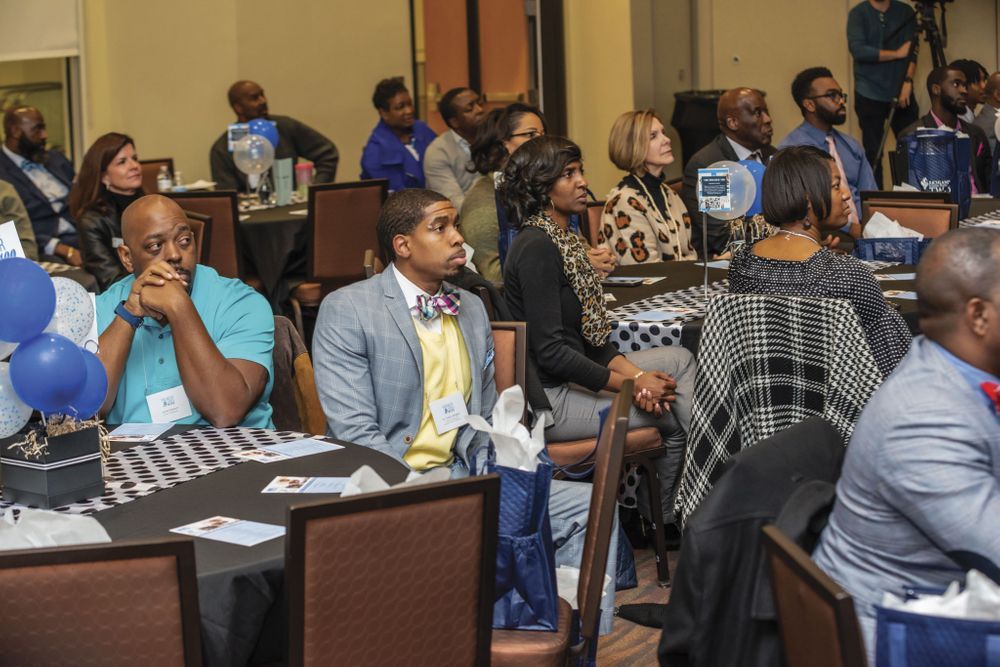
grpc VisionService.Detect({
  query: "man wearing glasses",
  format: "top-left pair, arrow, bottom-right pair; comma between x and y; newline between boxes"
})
779,68 -> 874,239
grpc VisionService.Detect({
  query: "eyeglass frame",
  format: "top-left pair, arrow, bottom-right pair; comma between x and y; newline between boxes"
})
806,91 -> 849,103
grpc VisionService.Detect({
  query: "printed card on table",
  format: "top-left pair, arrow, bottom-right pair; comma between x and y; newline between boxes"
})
108,423 -> 172,442
261,476 -> 349,494
237,437 -> 344,463
883,290 -> 917,300
170,516 -> 285,547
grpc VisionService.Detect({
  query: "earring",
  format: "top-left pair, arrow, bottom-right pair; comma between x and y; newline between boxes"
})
803,220 -> 812,230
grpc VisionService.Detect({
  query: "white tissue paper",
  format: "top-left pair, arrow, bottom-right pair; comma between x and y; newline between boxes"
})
466,385 -> 546,471
339,464 -> 451,498
864,211 -> 924,240
881,570 -> 1000,621
555,565 -> 613,609
0,508 -> 111,551
893,182 -> 920,192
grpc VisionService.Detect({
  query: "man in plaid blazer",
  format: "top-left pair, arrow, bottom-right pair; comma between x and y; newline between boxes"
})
814,227 -> 1000,660
312,188 -> 618,631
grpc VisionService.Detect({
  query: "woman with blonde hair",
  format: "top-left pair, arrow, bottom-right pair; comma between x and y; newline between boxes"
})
599,109 -> 695,264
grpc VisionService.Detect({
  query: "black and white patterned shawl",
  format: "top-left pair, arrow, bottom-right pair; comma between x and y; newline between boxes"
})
673,294 -> 883,525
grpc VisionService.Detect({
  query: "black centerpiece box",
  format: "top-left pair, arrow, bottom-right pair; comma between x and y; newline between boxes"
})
0,426 -> 105,509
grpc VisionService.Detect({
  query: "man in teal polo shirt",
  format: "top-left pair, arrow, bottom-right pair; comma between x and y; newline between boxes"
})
96,195 -> 274,428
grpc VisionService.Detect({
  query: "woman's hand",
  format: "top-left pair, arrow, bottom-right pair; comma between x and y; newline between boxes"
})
588,246 -> 616,278
633,370 -> 677,415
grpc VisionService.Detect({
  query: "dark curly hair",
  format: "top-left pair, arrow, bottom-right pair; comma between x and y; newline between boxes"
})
377,188 -> 450,261
762,145 -> 834,226
497,135 -> 582,229
372,77 -> 408,111
791,66 -> 833,112
469,102 -> 547,175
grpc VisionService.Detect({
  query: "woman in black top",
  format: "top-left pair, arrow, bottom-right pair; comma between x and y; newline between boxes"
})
69,132 -> 144,291
728,145 -> 911,377
501,136 -> 697,526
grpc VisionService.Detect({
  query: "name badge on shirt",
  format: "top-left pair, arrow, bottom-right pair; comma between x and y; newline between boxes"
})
429,392 -> 469,435
146,385 -> 193,423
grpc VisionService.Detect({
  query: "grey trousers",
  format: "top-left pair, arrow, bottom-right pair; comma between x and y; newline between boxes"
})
543,346 -> 696,523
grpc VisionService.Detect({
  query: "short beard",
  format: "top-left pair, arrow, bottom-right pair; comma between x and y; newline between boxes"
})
941,95 -> 967,116
17,135 -> 45,163
817,107 -> 847,126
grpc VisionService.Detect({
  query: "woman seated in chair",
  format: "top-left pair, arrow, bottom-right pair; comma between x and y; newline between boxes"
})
599,109 -> 696,265
500,135 -> 696,528
728,145 -> 911,377
69,132 -> 144,291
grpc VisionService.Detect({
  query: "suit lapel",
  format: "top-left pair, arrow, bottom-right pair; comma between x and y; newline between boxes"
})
0,152 -> 48,208
381,269 -> 424,380
716,134 -> 739,161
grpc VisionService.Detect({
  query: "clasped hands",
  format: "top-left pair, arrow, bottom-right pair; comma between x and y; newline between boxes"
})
633,370 -> 677,417
588,246 -> 617,279
124,261 -> 191,323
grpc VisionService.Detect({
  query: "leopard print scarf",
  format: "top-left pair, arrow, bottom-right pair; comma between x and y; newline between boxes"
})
524,212 -> 611,347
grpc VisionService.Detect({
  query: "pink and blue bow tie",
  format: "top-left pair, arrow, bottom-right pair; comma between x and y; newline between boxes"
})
414,291 -> 460,321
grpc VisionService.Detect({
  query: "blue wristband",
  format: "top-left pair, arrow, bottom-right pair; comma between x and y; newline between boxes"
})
115,301 -> 143,329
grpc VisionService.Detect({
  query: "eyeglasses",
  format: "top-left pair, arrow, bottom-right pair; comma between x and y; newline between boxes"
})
509,129 -> 544,140
807,91 -> 848,103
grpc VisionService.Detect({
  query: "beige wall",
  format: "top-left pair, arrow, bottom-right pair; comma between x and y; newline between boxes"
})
81,0 -> 411,183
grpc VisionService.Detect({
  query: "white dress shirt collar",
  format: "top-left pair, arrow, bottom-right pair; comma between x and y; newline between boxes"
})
391,263 -> 444,332
725,136 -> 757,161
450,129 -> 472,157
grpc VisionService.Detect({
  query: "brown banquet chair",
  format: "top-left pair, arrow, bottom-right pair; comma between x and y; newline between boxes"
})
491,377 -> 632,664
762,525 -> 868,667
271,315 -> 327,435
0,538 -> 203,667
139,157 -> 174,194
285,475 -> 499,667
167,190 -> 246,280
860,200 -> 958,239
583,200 -> 605,246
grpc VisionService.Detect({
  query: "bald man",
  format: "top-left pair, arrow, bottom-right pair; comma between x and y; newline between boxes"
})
0,106 -> 79,265
814,227 -> 1000,661
680,87 -> 776,258
973,71 -> 1000,155
209,80 -> 339,191
95,195 -> 274,428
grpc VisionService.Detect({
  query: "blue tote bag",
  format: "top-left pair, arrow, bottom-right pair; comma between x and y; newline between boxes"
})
876,604 -> 1000,667
902,127 -> 971,219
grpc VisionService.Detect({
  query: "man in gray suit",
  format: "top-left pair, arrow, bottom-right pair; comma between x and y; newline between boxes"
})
423,88 -> 484,210
973,71 -> 1000,156
312,188 -> 617,631
814,227 -> 1000,661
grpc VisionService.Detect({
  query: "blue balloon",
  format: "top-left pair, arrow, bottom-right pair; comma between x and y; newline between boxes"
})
9,333 -> 86,414
66,350 -> 108,420
0,258 -> 56,343
738,159 -> 766,217
248,119 -> 279,150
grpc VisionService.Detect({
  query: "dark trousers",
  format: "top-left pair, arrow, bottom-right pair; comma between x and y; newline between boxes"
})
855,92 -> 919,188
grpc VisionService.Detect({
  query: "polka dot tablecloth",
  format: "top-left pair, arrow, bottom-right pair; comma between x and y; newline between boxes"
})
609,280 -> 729,352
0,427 -> 307,515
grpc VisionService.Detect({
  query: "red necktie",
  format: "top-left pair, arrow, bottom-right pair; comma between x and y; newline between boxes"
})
980,382 -> 1000,414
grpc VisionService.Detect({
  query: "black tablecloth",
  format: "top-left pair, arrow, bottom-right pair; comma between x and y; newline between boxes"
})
607,259 -> 920,354
240,204 -> 309,312
97,427 -> 407,667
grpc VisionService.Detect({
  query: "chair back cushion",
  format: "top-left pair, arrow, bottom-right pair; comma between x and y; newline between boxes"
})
584,201 -> 604,246
168,191 -> 241,278
287,477 -> 498,667
675,294 -> 882,524
862,201 -> 958,238
309,180 -> 387,285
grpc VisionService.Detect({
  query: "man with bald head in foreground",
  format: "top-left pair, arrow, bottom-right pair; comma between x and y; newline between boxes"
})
814,226 -> 1000,660
680,87 -> 776,258
209,79 -> 339,191
95,195 -> 274,427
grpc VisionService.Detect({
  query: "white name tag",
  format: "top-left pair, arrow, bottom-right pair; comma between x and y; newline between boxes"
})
429,392 -> 469,435
0,220 -> 26,259
146,385 -> 193,423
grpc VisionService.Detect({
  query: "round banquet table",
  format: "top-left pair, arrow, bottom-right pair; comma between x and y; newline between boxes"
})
96,427 -> 408,667
605,259 -> 920,354
239,204 -> 310,312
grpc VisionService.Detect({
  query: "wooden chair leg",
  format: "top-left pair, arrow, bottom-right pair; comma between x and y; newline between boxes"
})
638,455 -> 671,587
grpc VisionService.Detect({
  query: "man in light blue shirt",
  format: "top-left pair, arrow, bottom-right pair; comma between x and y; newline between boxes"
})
96,195 -> 274,428
780,67 -> 875,238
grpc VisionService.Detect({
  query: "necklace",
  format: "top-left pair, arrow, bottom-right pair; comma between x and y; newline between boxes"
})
779,229 -> 821,246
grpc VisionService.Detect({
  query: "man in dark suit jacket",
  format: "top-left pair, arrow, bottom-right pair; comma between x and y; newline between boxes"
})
680,88 -> 776,258
0,106 -> 80,265
898,66 -> 993,194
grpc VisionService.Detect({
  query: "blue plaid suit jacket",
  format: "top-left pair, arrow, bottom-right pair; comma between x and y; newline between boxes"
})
312,267 -> 497,468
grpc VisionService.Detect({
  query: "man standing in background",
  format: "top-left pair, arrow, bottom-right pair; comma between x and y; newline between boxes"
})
847,0 -> 919,187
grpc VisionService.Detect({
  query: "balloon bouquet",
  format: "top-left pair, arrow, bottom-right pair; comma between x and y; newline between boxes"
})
0,258 -> 107,442
233,118 -> 278,203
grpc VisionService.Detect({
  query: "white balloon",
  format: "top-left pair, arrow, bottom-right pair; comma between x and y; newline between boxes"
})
44,277 -> 94,345
0,362 -> 32,438
0,340 -> 15,361
704,160 -> 757,221
233,134 -> 275,177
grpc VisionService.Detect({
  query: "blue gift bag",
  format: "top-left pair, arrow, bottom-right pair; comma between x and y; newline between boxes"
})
876,605 -> 1000,667
902,128 -> 971,219
491,461 -> 561,630
853,238 -> 933,264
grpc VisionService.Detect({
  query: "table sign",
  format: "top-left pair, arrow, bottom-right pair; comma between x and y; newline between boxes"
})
273,158 -> 293,206
171,516 -> 285,547
697,168 -> 733,214
0,220 -> 25,259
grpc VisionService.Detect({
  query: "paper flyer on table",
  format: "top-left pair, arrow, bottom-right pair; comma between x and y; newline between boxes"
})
237,438 -> 344,463
108,423 -> 172,442
873,272 -> 916,281
261,476 -> 349,494
883,290 -> 917,300
170,516 -> 285,546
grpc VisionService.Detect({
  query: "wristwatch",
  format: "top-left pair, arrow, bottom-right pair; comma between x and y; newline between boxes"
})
115,301 -> 143,329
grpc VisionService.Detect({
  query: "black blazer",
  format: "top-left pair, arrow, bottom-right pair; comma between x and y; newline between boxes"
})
680,134 -> 776,257
0,149 -> 76,251
898,113 -> 993,194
